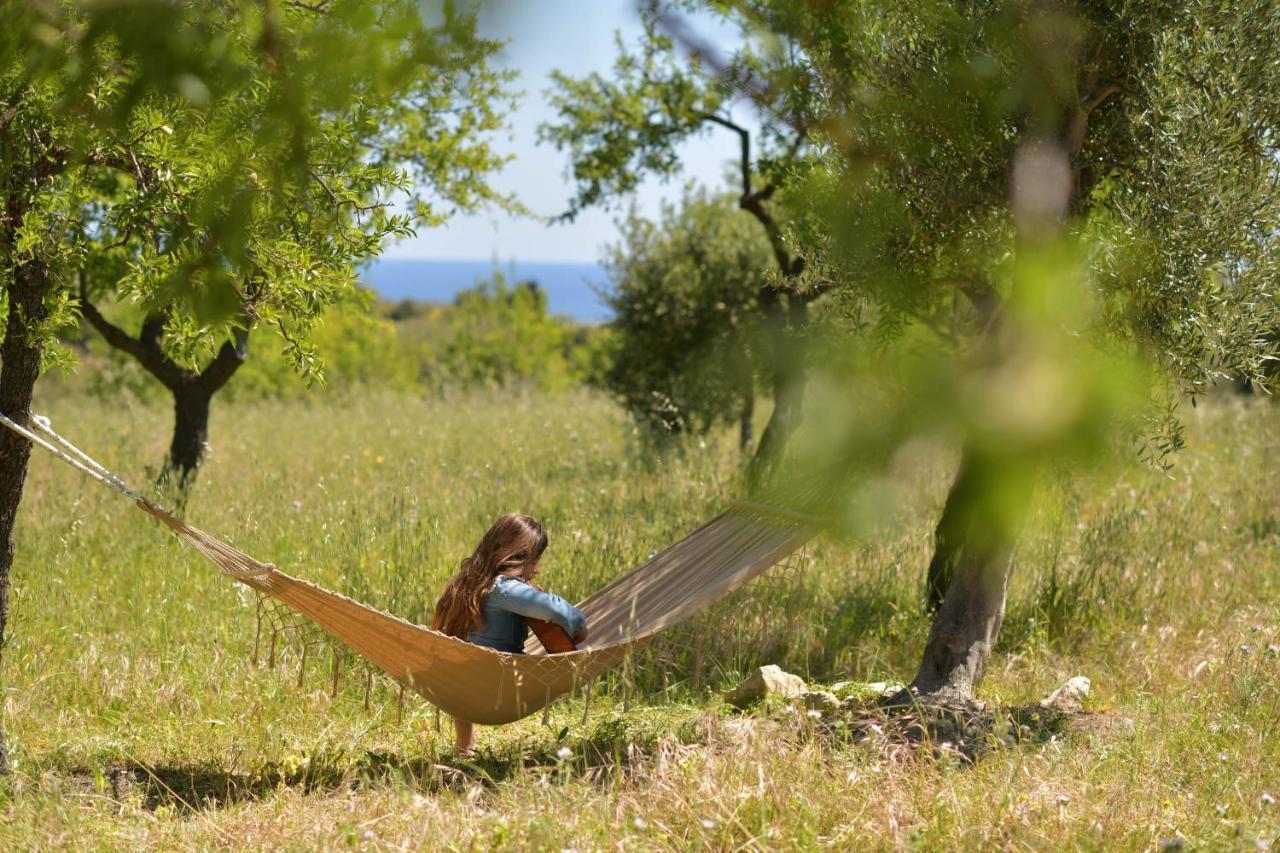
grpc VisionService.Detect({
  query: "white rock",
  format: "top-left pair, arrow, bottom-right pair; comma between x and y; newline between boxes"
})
725,665 -> 806,709
1040,675 -> 1091,713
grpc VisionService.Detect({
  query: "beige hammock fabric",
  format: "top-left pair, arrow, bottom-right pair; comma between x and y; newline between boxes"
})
1,412 -> 815,725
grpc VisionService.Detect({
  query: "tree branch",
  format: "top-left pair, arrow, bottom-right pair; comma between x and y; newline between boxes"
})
1084,83 -> 1124,114
309,170 -> 386,214
78,285 -> 183,389
740,190 -> 796,279
139,311 -> 166,354
198,325 -> 251,395
701,112 -> 752,198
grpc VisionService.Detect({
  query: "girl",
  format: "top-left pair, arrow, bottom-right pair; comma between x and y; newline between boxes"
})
432,513 -> 587,752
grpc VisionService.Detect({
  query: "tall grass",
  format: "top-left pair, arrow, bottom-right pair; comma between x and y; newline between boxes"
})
1,388 -> 1276,849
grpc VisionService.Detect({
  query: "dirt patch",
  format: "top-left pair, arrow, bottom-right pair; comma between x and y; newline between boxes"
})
813,701 -> 1134,763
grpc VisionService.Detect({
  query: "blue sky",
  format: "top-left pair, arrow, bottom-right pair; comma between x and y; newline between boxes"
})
386,0 -> 759,265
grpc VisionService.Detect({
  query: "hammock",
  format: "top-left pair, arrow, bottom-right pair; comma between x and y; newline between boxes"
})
0,412 -> 817,725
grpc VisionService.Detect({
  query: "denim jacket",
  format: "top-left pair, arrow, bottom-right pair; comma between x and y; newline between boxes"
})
466,576 -> 586,654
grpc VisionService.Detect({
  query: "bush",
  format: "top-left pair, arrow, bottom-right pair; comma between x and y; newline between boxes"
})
600,187 -> 774,441
394,273 -> 610,393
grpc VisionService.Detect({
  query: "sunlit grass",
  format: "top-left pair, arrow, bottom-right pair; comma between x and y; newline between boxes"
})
1,388 -> 1276,849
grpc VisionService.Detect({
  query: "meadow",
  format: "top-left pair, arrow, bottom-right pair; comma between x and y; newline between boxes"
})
0,387 -> 1276,850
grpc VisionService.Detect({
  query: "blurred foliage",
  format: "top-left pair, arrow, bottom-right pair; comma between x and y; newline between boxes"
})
600,186 -> 773,441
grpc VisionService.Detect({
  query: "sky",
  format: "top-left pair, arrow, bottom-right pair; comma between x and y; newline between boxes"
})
385,0 -> 759,265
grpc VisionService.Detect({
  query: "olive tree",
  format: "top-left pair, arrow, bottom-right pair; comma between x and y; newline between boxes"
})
668,0 -> 1280,705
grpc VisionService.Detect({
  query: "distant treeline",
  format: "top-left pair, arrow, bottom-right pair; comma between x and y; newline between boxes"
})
69,275 -> 613,402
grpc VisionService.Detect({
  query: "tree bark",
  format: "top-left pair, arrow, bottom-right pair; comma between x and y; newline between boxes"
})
907,128 -> 1071,705
0,260 -> 53,774
925,445 -> 976,612
925,280 -> 1002,611
747,296 -> 807,491
738,386 -> 754,452
162,382 -> 213,488
749,360 -> 804,490
901,452 -> 1020,705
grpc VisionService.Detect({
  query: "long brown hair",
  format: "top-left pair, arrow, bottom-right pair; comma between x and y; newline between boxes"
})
432,513 -> 548,638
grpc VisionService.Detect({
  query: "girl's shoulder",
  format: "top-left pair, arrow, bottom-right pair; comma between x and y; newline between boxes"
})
493,575 -> 526,589
489,575 -> 531,598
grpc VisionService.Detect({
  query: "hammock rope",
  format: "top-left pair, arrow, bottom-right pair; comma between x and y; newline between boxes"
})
0,411 -> 818,725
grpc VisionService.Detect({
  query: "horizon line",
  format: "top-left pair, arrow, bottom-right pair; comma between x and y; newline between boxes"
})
371,255 -> 605,267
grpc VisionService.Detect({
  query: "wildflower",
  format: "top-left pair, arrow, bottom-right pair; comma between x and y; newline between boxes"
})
701,819 -> 716,830
633,816 -> 649,830
556,746 -> 572,759
375,456 -> 384,465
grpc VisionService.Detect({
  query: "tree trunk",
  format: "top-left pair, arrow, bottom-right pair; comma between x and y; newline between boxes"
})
0,261 -> 53,774
162,382 -> 213,489
747,297 -> 807,491
900,451 -> 1032,706
925,446 -> 977,611
909,543 -> 1014,705
750,367 -> 804,489
738,387 -> 754,452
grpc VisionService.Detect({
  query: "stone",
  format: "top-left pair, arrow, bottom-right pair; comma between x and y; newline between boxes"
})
869,681 -> 899,695
1040,676 -> 1091,713
830,680 -> 905,702
798,690 -> 840,714
725,665 -> 806,709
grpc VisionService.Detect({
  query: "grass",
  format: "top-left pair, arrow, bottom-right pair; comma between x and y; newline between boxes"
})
0,386 -> 1276,849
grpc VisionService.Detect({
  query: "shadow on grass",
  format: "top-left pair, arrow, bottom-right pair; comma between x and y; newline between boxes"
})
81,711 -> 710,813
66,701 -> 1133,812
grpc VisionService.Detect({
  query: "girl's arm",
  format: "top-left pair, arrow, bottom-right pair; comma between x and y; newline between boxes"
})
490,578 -> 586,637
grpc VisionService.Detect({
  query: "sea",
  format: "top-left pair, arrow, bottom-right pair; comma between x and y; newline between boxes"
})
359,258 -> 612,324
